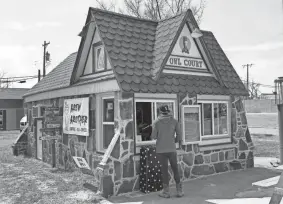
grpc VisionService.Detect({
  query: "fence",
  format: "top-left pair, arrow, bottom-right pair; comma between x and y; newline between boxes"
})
243,99 -> 277,113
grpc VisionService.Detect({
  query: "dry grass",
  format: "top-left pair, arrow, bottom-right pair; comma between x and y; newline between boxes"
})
247,113 -> 279,158
251,134 -> 279,158
0,135 -> 101,204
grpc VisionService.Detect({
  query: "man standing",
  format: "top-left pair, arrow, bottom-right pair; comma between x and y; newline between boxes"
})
151,105 -> 184,198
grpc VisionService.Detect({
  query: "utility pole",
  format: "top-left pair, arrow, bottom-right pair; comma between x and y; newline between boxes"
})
243,64 -> 254,95
42,41 -> 50,77
38,69 -> 41,82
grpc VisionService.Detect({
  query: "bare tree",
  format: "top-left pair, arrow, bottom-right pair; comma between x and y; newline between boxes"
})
95,0 -> 206,23
249,81 -> 261,99
0,72 -> 12,88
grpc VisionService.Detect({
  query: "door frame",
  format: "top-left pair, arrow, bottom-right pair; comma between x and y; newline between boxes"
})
35,118 -> 43,160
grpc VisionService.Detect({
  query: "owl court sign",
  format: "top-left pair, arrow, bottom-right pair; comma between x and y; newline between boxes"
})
166,35 -> 207,70
167,56 -> 205,69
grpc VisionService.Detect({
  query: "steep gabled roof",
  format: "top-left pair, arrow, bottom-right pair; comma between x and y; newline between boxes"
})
151,12 -> 187,78
90,8 -> 248,96
24,52 -> 77,97
26,8 -> 248,98
0,88 -> 29,99
202,31 -> 248,96
91,8 -> 157,89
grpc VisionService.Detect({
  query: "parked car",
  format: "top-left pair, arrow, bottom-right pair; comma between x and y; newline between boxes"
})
20,115 -> 27,132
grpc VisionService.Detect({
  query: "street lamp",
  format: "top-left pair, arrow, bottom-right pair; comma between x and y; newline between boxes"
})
274,77 -> 283,163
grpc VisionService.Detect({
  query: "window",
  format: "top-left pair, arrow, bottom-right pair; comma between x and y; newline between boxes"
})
102,98 -> 114,149
93,43 -> 107,72
181,100 -> 230,145
135,99 -> 176,145
201,102 -> 228,137
182,105 -> 201,144
96,92 -> 117,152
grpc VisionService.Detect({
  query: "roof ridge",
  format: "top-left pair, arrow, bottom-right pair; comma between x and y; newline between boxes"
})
158,11 -> 187,23
200,30 -> 212,33
0,88 -> 29,90
90,7 -> 158,23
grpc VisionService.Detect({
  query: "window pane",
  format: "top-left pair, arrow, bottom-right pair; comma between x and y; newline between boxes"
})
213,103 -> 219,135
103,99 -> 114,122
96,47 -> 105,71
183,106 -> 200,143
203,104 -> 212,135
219,103 -> 228,134
103,124 -> 114,149
156,102 -> 174,118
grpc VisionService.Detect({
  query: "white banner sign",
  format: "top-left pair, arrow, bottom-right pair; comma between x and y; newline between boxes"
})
63,98 -> 89,136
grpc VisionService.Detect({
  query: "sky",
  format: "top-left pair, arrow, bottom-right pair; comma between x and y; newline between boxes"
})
0,0 -> 282,94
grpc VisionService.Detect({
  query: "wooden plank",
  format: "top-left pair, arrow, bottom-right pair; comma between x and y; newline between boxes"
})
46,123 -> 61,129
45,116 -> 63,122
45,107 -> 59,111
40,127 -> 61,132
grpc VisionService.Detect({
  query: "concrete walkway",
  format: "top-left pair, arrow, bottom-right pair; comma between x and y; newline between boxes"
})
108,168 -> 282,204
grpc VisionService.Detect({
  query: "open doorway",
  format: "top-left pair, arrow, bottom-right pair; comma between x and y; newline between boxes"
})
136,102 -> 153,142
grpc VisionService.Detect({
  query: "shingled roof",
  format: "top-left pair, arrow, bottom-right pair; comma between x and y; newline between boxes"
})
90,8 -> 248,96
24,52 -> 77,97
25,8 -> 248,98
0,88 -> 29,99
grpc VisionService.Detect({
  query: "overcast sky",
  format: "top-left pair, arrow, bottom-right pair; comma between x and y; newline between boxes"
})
0,0 -> 282,93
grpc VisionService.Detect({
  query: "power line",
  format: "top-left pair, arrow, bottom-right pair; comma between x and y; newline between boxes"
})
241,80 -> 275,88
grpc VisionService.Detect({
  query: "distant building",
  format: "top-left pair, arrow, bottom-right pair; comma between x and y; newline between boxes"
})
0,88 -> 29,130
260,93 -> 276,100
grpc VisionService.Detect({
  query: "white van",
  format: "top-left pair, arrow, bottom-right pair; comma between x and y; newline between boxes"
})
20,115 -> 27,132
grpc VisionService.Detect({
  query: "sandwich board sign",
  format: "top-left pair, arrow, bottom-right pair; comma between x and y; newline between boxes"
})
73,156 -> 91,170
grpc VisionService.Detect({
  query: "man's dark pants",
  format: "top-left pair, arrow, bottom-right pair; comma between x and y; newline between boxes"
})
157,152 -> 180,185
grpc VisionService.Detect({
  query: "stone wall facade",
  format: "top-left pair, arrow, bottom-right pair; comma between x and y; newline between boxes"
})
25,92 -> 254,197
25,94 -> 103,172
100,94 -> 254,197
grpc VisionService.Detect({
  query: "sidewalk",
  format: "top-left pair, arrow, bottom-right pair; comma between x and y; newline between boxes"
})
108,168 -> 281,204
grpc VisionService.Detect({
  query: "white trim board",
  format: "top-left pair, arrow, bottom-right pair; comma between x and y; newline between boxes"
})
252,176 -> 280,188
24,79 -> 120,102
163,69 -> 214,77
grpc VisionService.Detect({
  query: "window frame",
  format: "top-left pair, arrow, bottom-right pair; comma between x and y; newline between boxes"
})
92,42 -> 107,73
96,92 -> 115,153
198,100 -> 231,146
200,101 -> 229,139
102,97 -> 115,149
181,105 -> 202,145
134,98 -> 177,147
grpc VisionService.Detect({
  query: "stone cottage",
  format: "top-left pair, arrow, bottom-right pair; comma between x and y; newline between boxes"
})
23,8 -> 254,197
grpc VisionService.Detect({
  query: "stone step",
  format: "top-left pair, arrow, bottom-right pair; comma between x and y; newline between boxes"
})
252,176 -> 280,188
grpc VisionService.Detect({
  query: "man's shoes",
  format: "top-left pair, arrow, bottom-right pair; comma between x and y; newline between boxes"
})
176,182 -> 184,197
159,184 -> 170,198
